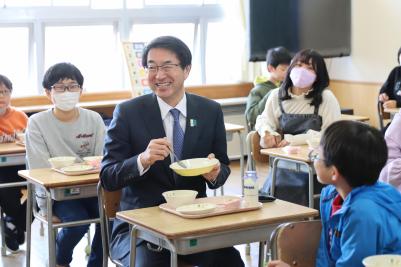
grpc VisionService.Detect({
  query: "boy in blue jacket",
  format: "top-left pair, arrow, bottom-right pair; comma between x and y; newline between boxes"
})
268,120 -> 401,267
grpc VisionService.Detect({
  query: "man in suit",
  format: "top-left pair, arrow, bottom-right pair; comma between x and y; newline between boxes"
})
100,36 -> 244,267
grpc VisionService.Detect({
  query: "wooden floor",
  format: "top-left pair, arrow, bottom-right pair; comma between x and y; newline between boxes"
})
0,160 -> 270,267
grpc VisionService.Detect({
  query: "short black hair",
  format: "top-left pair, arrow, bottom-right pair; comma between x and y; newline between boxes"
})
398,46 -> 401,64
42,62 -> 84,90
266,47 -> 292,68
141,36 -> 192,69
279,49 -> 330,108
321,120 -> 387,188
0,74 -> 12,92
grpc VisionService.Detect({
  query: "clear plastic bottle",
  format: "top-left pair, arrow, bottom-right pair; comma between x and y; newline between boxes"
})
243,171 -> 258,205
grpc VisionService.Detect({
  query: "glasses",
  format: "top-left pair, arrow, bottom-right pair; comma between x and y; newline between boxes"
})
0,90 -> 11,96
51,83 -> 81,93
308,150 -> 322,162
146,63 -> 180,74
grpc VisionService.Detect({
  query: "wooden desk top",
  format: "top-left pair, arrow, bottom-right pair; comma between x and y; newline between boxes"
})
117,200 -> 318,239
18,168 -> 99,189
0,142 -> 26,155
225,123 -> 245,133
384,107 -> 400,114
340,114 -> 370,122
261,145 -> 311,163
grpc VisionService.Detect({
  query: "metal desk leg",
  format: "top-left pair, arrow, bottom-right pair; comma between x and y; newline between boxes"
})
238,131 -> 245,196
307,165 -> 314,208
46,190 -> 56,267
258,241 -> 265,267
165,239 -> 178,267
129,226 -> 137,267
270,158 -> 280,196
26,183 -> 33,267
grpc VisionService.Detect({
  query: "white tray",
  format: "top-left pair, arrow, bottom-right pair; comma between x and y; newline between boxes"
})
52,166 -> 100,176
159,196 -> 262,219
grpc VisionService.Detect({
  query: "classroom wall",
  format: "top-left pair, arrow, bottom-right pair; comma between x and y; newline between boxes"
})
326,0 -> 401,128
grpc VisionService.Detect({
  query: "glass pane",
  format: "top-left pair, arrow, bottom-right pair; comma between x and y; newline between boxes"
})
145,0 -> 202,5
206,21 -> 243,84
130,23 -> 200,85
4,0 -> 51,6
0,27 -> 33,97
45,25 -> 123,92
91,0 -> 123,9
52,0 -> 89,6
126,0 -> 144,9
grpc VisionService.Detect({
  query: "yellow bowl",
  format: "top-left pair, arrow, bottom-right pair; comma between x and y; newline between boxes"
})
169,158 -> 219,177
363,255 -> 401,267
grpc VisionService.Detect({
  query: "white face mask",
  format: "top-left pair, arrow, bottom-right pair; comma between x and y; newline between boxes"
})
0,107 -> 7,115
52,91 -> 80,111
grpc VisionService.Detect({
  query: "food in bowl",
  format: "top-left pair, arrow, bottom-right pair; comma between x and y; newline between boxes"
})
162,190 -> 198,208
83,156 -> 103,168
48,156 -> 76,169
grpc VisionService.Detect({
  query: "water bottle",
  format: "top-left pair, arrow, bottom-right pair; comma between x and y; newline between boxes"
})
243,171 -> 258,205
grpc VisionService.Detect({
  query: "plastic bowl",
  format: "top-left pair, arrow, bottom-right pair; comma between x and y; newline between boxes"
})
83,156 -> 103,168
162,190 -> 198,208
48,156 -> 76,169
306,137 -> 320,149
169,158 -> 219,177
16,132 -> 25,143
363,255 -> 401,267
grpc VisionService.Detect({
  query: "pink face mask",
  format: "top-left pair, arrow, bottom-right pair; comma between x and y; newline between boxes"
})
290,66 -> 317,88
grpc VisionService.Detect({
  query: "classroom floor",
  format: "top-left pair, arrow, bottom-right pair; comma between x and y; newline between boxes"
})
0,160 -> 269,267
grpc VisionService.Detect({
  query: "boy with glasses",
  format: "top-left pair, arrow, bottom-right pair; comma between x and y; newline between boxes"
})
0,74 -> 28,252
25,63 -> 105,267
268,120 -> 401,267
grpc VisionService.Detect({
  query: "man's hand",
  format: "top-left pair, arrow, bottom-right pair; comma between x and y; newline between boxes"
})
383,99 -> 397,109
202,153 -> 220,183
379,93 -> 389,103
261,132 -> 282,148
140,138 -> 171,170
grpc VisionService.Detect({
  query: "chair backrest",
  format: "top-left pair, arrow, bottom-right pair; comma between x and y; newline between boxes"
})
270,220 -> 322,267
246,131 -> 269,168
377,101 -> 391,132
97,182 -> 123,267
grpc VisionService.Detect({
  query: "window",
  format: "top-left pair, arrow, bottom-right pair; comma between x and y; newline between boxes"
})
45,25 -> 123,92
0,26 -> 33,96
0,1 -> 244,96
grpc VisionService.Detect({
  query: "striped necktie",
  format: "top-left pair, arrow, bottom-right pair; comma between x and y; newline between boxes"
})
170,108 -> 184,160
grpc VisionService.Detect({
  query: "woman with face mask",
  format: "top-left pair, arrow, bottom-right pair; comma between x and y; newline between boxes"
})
25,62 -> 105,267
255,49 -> 341,204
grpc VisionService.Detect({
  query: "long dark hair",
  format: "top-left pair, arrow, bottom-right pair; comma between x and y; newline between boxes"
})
279,49 -> 329,108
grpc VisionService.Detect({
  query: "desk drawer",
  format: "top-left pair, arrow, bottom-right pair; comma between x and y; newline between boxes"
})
50,184 -> 97,201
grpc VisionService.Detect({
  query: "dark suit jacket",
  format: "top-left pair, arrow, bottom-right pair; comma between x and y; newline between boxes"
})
100,92 -> 230,260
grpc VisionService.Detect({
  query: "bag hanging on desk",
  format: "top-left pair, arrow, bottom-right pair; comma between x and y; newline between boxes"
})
271,168 -> 322,207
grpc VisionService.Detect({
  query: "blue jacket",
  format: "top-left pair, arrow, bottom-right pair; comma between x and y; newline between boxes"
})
316,182 -> 401,267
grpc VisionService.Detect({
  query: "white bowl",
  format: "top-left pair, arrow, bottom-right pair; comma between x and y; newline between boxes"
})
176,203 -> 217,215
83,156 -> 103,168
170,158 -> 219,176
48,156 -> 76,169
363,255 -> 401,267
306,137 -> 320,149
16,132 -> 25,143
162,190 -> 198,208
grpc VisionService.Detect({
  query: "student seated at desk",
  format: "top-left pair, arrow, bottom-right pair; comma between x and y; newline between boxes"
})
255,49 -> 341,205
101,36 -> 244,267
245,46 -> 291,131
0,74 -> 28,253
380,109 -> 401,191
378,46 -> 401,109
268,120 -> 401,267
25,63 -> 105,267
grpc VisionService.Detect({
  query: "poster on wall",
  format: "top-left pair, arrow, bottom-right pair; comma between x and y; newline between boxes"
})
122,42 -> 152,96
